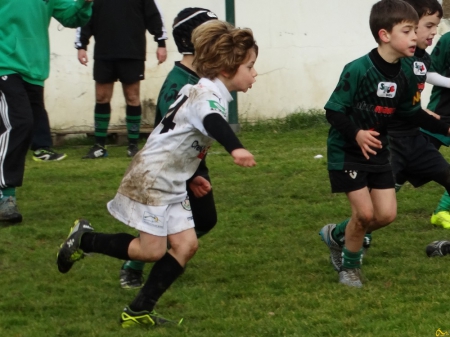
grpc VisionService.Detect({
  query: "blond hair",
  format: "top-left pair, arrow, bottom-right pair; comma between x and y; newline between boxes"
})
192,20 -> 258,79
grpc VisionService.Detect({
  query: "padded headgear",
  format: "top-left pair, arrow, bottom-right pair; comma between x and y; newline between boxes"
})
172,7 -> 218,54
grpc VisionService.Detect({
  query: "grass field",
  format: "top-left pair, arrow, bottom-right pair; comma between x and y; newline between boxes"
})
1,113 -> 450,337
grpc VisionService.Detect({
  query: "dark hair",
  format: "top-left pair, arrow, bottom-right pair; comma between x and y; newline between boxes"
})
172,7 -> 218,54
370,0 -> 419,43
402,0 -> 443,19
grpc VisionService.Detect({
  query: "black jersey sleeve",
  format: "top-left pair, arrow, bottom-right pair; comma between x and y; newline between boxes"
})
187,157 -> 210,183
326,109 -> 361,141
400,108 -> 449,135
74,17 -> 93,50
203,114 -> 244,154
144,0 -> 167,47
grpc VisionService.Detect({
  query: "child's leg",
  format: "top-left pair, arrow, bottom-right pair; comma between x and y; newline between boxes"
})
344,188 -> 374,253
129,228 -> 198,312
344,187 -> 395,256
340,188 -> 395,287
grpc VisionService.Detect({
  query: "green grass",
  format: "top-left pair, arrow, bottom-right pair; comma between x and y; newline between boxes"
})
1,113 -> 450,336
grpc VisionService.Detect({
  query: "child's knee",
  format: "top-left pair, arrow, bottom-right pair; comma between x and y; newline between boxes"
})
142,249 -> 166,263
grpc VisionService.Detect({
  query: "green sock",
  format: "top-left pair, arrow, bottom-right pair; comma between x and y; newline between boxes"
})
434,191 -> 450,214
342,246 -> 363,269
94,103 -> 111,146
126,105 -> 142,144
122,260 -> 145,271
0,187 -> 15,199
332,219 -> 349,245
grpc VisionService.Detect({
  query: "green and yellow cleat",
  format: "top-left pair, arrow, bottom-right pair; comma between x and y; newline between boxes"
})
120,306 -> 183,328
431,211 -> 450,229
56,219 -> 94,273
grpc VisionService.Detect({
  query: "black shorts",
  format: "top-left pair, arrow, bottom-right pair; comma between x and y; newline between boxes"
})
389,134 -> 450,187
93,59 -> 145,84
329,170 -> 395,193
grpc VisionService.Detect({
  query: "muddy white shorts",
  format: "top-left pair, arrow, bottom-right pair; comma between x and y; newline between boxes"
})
107,193 -> 194,236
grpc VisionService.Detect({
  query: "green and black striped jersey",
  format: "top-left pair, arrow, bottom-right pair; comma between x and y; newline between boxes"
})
325,52 -> 414,172
424,32 -> 450,146
388,48 -> 429,136
154,61 -> 199,126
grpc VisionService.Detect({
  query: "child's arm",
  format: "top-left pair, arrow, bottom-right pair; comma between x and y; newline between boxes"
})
203,114 -> 256,167
426,72 -> 450,88
401,108 -> 450,135
326,109 -> 382,160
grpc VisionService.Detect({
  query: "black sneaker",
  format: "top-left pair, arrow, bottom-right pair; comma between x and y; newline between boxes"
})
120,268 -> 144,289
57,219 -> 94,273
120,306 -> 182,328
0,196 -> 22,224
33,148 -> 67,162
426,240 -> 450,257
82,144 -> 108,159
127,144 -> 139,157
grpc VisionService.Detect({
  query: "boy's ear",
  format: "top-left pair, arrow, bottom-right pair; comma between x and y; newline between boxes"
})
220,70 -> 230,78
378,29 -> 390,43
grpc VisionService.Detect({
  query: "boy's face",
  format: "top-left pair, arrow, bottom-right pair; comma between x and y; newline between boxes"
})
229,49 -> 258,93
416,12 -> 441,49
386,21 -> 417,58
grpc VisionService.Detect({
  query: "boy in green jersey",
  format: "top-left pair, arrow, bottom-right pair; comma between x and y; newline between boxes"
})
0,0 -> 92,223
119,7 -> 219,289
421,30 -> 450,229
322,0 -> 450,277
320,0 -> 450,288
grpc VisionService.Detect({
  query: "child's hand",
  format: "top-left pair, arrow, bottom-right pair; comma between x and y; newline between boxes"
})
231,148 -> 256,167
188,176 -> 211,198
355,130 -> 382,160
424,108 -> 441,120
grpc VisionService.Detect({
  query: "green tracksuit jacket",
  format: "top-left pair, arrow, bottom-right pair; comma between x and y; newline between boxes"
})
0,0 -> 92,86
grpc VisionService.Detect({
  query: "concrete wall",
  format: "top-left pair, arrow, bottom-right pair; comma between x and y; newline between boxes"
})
45,0 -> 450,132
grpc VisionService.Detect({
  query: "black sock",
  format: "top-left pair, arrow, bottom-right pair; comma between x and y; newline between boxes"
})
129,253 -> 184,312
80,232 -> 135,260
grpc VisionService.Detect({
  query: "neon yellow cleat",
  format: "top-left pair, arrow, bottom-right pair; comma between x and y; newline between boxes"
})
431,211 -> 450,229
120,306 -> 183,328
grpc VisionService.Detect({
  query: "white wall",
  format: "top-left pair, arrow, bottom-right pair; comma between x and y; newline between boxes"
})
45,0 -> 449,131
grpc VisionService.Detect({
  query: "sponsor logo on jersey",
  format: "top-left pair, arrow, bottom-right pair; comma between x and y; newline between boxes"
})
412,91 -> 421,106
1,76 -> 7,81
417,82 -> 425,92
181,196 -> 191,211
413,61 -> 427,75
356,102 -> 395,115
377,82 -> 397,98
191,141 -> 210,159
207,100 -> 226,117
143,212 -> 163,228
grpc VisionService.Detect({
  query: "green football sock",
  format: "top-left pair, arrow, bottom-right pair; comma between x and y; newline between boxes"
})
434,191 -> 450,214
0,187 -> 15,199
332,219 -> 349,245
122,260 -> 145,271
126,105 -> 141,145
94,103 -> 111,146
342,246 -> 363,269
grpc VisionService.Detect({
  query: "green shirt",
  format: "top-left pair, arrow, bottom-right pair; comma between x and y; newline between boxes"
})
325,53 -> 413,172
0,0 -> 92,86
424,32 -> 450,146
154,61 -> 199,126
